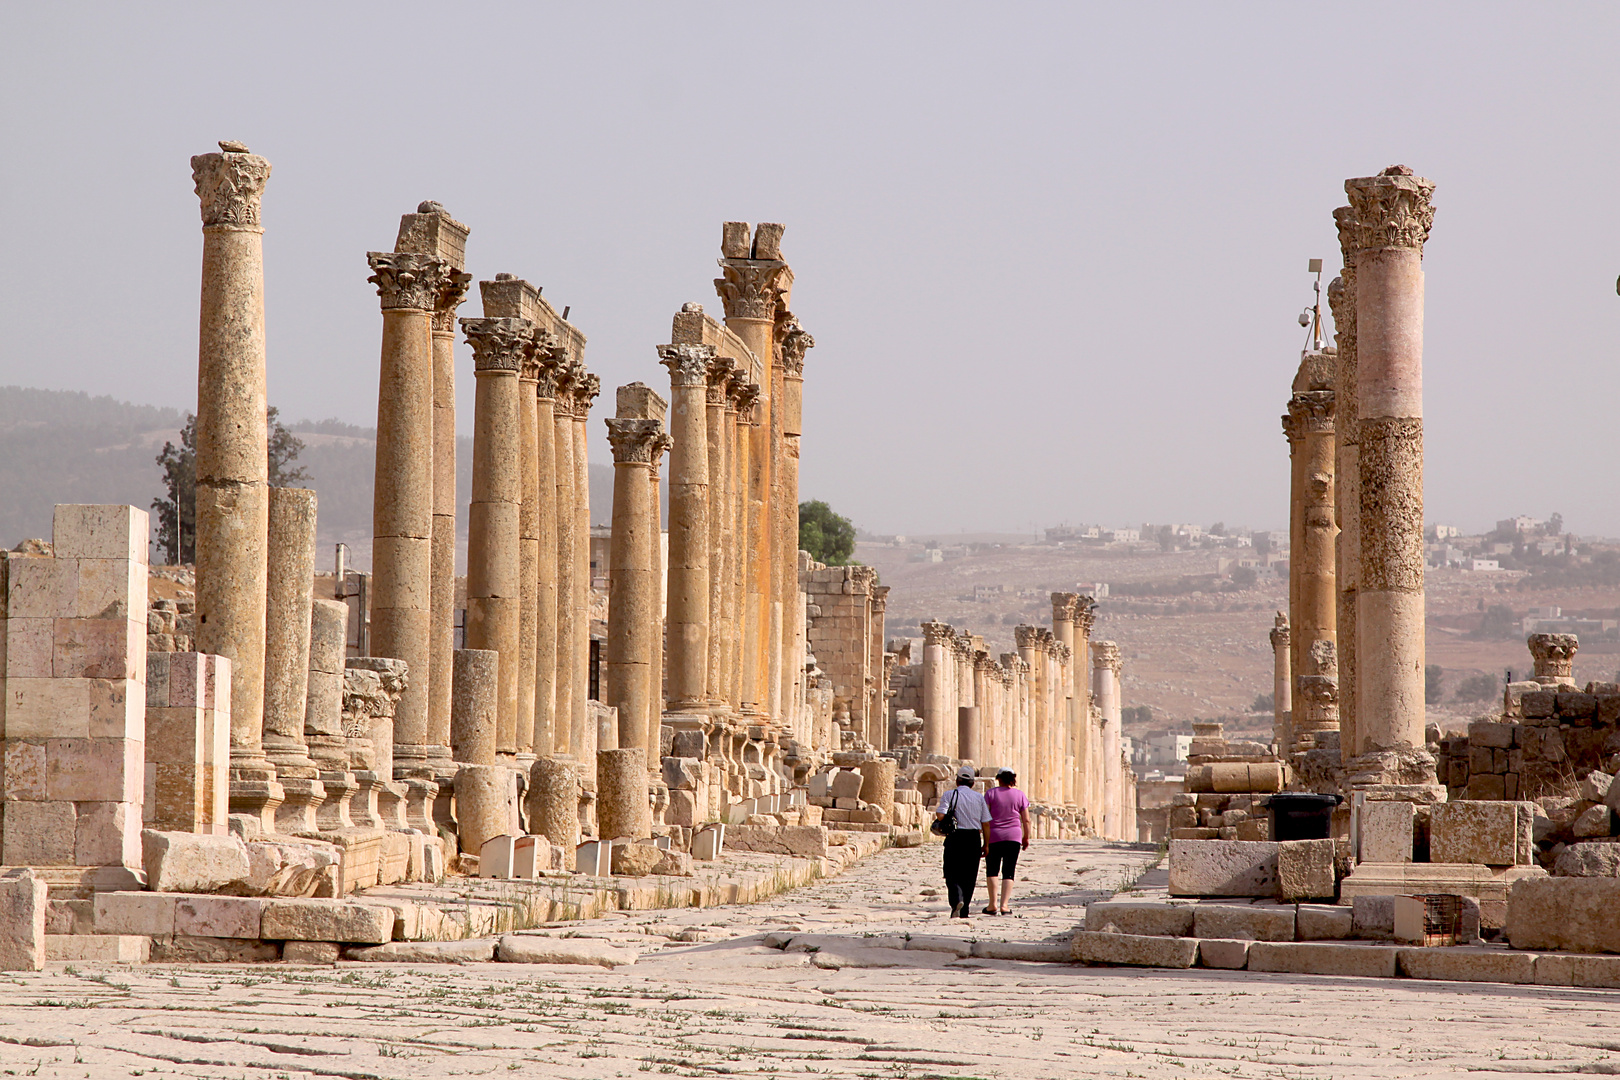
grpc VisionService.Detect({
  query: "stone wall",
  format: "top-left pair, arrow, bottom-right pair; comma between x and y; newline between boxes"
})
1439,683 -> 1620,802
803,563 -> 885,750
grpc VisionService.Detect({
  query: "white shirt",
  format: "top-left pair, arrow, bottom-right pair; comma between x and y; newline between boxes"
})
935,784 -> 991,830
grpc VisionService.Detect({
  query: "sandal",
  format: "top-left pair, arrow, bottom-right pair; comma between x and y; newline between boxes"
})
981,906 -> 998,915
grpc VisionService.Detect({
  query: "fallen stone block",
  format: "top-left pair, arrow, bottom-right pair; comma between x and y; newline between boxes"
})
969,940 -> 1072,963
1507,877 -> 1620,953
260,899 -> 393,944
1553,843 -> 1620,878
46,935 -> 149,964
1197,938 -> 1251,969
1084,901 -> 1194,937
1276,839 -> 1336,901
610,843 -> 663,877
149,935 -> 279,963
346,939 -> 497,963
1193,904 -> 1294,942
652,850 -> 694,877
241,839 -> 339,897
718,824 -> 829,859
1296,904 -> 1353,940
0,869 -> 48,971
93,892 -> 177,936
282,941 -> 341,965
496,934 -> 636,967
1397,947 -> 1534,984
1533,953 -> 1620,988
142,830 -> 250,893
1430,801 -> 1535,867
45,898 -> 93,936
1071,931 -> 1199,968
1246,941 -> 1399,978
1168,840 -> 1278,897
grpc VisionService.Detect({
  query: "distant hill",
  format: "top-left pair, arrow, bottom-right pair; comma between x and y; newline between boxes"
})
0,386 -> 623,571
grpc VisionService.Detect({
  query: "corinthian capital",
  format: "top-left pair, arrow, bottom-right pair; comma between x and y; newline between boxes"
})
604,418 -> 666,465
777,315 -> 815,377
431,270 -> 473,333
1051,592 -> 1080,622
658,343 -> 718,387
192,142 -> 271,229
574,372 -> 601,416
460,317 -> 535,373
368,252 -> 456,312
520,328 -> 559,382
1092,640 -> 1121,672
1014,625 -> 1040,650
714,261 -> 788,321
920,620 -> 953,647
1075,596 -> 1097,636
733,381 -> 760,422
705,355 -> 737,406
1288,390 -> 1335,434
1345,166 -> 1435,255
1528,632 -> 1579,685
1333,206 -> 1358,268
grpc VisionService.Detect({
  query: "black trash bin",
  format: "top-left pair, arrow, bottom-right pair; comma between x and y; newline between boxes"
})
1263,793 -> 1342,841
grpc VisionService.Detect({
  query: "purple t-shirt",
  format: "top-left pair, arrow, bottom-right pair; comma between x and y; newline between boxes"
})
984,785 -> 1028,844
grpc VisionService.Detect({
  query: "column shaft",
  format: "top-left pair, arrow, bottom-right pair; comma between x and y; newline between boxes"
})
517,363 -> 541,755
262,486 -> 319,776
660,346 -> 714,711
604,417 -> 663,758
1330,209 -> 1361,766
570,377 -> 597,763
552,371 -> 578,752
532,373 -> 560,757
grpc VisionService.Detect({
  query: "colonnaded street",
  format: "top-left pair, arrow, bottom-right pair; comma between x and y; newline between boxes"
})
0,840 -> 1616,1080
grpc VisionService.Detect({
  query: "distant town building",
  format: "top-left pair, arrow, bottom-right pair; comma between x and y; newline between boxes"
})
1497,515 -> 1543,535
1101,528 -> 1139,543
972,583 -> 1004,601
1468,558 -> 1502,572
1428,524 -> 1462,541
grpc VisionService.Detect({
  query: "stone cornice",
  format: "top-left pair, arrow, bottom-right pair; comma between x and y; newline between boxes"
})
604,418 -> 666,465
369,252 -> 456,312
460,317 -> 535,373
1345,166 -> 1435,255
192,142 -> 271,230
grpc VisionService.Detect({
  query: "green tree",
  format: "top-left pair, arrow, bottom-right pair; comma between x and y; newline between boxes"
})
1251,692 -> 1274,713
1454,672 -> 1499,703
152,408 -> 308,565
1424,664 -> 1443,705
1229,565 -> 1258,588
799,499 -> 855,565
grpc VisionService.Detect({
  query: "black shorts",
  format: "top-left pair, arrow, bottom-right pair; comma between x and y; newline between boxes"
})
985,840 -> 1021,879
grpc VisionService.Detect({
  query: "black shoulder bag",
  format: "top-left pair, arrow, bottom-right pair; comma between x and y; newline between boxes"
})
931,788 -> 959,837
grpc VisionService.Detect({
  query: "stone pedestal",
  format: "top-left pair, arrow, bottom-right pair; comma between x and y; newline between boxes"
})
597,748 -> 651,841
451,648 -> 499,767
191,142 -> 274,783
1346,165 -> 1436,786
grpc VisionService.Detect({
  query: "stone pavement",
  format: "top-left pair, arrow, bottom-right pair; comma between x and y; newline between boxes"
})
3,839 -> 1620,1078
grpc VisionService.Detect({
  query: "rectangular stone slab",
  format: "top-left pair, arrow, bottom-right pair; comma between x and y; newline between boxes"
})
260,900 -> 393,944
1071,931 -> 1199,968
1507,877 -> 1620,953
1168,840 -> 1278,897
1246,941 -> 1399,978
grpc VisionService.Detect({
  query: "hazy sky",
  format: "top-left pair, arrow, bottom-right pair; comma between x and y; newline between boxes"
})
4,4 -> 1619,538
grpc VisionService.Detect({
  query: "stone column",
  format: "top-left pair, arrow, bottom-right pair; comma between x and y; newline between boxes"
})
920,621 -> 951,758
570,374 -> 599,765
551,361 -> 579,754
367,248 -> 460,771
778,317 -> 814,723
531,351 -> 562,756
192,142 -> 276,792
715,224 -> 789,715
394,202 -> 470,770
869,587 -> 890,749
1346,166 -> 1436,785
729,381 -> 759,711
1015,626 -> 1040,792
597,747 -> 650,841
603,415 -> 665,759
1283,408 -> 1302,704
647,432 -> 671,722
1330,209 -> 1361,767
1269,613 -> 1292,752
460,317 -> 532,756
703,355 -> 737,709
1294,639 -> 1340,751
450,649 -> 498,767
305,598 -> 350,771
528,756 -> 580,851
516,345 -> 542,758
1092,641 -> 1121,839
1289,386 -> 1336,752
659,344 -> 714,714
1528,633 -> 1578,687
1051,594 -> 1078,803
1052,640 -> 1072,805
262,487 -> 319,776
1074,600 -> 1096,821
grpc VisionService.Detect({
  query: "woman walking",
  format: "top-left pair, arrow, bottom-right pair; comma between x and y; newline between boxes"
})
934,765 -> 991,919
982,768 -> 1031,915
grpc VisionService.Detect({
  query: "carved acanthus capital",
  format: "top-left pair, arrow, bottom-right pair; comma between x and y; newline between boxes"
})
920,620 -> 954,647
1051,591 -> 1080,623
604,418 -> 667,465
1333,206 -> 1358,268
192,142 -> 271,229
1528,632 -> 1579,685
733,382 -> 761,423
714,260 -> 788,321
460,317 -> 535,373
777,315 -> 815,377
1014,625 -> 1040,650
1052,641 -> 1072,664
430,270 -> 474,333
1345,166 -> 1435,255
1288,390 -> 1335,434
1296,674 -> 1339,716
368,252 -> 456,312
550,359 -> 581,417
1280,411 -> 1297,444
705,356 -> 737,406
533,344 -> 568,400
520,328 -> 559,382
573,372 -> 601,417
1092,640 -> 1121,673
658,343 -> 717,387
1270,611 -> 1290,650
1075,596 -> 1097,637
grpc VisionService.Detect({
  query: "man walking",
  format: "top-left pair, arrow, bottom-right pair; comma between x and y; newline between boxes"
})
934,766 -> 991,919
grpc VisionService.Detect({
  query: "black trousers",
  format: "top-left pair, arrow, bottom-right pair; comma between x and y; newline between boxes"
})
942,831 -> 983,912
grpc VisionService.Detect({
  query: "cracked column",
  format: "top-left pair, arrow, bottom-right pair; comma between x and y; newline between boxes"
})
367,246 -> 463,772
460,317 -> 533,757
191,141 -> 276,798
1346,165 -> 1436,787
1269,613 -> 1292,752
604,413 -> 667,760
660,344 -> 714,716
714,224 -> 789,715
1092,641 -> 1122,839
394,202 -> 470,770
1329,209 -> 1361,766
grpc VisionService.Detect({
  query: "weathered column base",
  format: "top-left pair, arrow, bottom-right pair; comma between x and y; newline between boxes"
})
376,780 -> 412,831
228,779 -> 284,837
454,764 -> 520,857
263,738 -> 320,781
597,748 -> 652,842
1343,745 -> 1440,792
273,778 -> 326,835
349,771 -> 385,829
314,772 -> 358,832
401,778 -> 440,834
527,756 -> 581,851
392,744 -> 451,778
